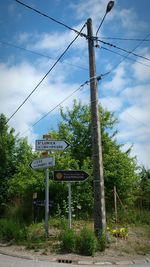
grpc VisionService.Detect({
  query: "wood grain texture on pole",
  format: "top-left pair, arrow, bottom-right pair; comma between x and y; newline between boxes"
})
87,18 -> 106,235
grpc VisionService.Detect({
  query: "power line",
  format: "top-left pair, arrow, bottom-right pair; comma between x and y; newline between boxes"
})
98,39 -> 150,62
101,46 -> 150,69
20,74 -> 103,137
100,36 -> 150,42
20,79 -> 89,137
0,40 -> 88,71
15,0 -> 87,38
6,23 -> 86,124
100,32 -> 150,76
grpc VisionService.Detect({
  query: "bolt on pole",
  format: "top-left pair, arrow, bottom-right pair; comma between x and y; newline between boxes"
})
87,18 -> 106,236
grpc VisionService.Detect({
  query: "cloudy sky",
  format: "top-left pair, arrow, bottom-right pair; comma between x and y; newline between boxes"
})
0,0 -> 150,168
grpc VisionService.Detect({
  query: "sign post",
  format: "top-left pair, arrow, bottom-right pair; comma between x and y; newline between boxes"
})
45,167 -> 49,237
53,170 -> 89,227
68,183 -> 72,228
33,135 -> 69,237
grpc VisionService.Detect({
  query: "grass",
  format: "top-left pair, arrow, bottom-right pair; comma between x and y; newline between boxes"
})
0,212 -> 150,257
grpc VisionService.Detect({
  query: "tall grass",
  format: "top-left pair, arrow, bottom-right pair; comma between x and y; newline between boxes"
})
0,219 -> 27,242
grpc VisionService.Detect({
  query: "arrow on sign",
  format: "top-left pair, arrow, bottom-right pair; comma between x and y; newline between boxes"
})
53,170 -> 89,182
30,157 -> 55,170
35,140 -> 70,151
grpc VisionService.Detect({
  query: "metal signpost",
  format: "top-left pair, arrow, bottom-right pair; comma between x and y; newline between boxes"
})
54,170 -> 89,228
32,137 -> 70,237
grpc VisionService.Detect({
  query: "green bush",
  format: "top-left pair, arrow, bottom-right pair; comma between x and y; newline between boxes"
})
0,219 -> 27,242
59,227 -> 76,253
27,222 -> 45,243
76,227 -> 97,256
97,231 -> 106,251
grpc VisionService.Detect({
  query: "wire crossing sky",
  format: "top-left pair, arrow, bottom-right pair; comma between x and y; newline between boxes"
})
0,0 -> 150,168
6,23 -> 86,123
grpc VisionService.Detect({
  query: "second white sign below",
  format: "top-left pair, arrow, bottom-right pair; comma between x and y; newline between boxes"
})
30,157 -> 55,170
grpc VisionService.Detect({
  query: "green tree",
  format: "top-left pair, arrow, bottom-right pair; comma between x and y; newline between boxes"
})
49,100 -> 138,214
0,114 -> 17,213
135,167 -> 150,209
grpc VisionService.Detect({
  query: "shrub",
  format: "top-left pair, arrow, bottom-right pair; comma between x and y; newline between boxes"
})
0,219 -> 27,242
76,227 -> 97,256
97,231 -> 107,251
59,227 -> 76,253
27,222 -> 45,243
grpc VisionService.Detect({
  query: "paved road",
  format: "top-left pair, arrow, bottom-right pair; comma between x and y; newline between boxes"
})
0,253 -> 150,267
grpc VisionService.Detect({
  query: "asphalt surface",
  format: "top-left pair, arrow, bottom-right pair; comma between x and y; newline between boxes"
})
0,250 -> 150,267
0,253 -> 150,267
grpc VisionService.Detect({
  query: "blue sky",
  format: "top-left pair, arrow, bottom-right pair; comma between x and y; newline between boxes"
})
0,0 -> 150,168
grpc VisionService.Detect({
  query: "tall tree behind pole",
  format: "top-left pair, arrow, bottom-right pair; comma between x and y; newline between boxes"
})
87,18 -> 106,236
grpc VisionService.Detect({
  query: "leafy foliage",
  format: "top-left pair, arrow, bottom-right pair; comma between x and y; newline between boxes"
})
76,227 -> 97,256
50,100 -> 138,214
0,218 -> 27,242
59,227 -> 76,253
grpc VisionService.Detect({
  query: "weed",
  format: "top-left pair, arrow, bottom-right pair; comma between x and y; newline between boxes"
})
97,231 -> 107,251
59,227 -> 76,253
76,227 -> 97,256
0,219 -> 27,242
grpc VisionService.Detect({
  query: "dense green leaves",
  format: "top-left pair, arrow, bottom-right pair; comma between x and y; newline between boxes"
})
0,100 -> 144,221
50,100 -> 138,213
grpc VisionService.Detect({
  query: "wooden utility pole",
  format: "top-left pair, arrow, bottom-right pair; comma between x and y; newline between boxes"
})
87,18 -> 106,236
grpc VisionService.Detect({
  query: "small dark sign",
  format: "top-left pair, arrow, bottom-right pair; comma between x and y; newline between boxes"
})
53,170 -> 89,182
33,200 -> 53,207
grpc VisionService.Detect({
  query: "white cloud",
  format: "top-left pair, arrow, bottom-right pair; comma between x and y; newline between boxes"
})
100,96 -> 122,111
103,64 -> 127,92
0,60 -> 88,144
132,142 -> 150,168
132,50 -> 150,81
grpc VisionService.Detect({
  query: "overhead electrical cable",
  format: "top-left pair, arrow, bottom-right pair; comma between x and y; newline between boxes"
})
99,36 -> 150,42
20,73 -> 150,138
21,80 -> 89,136
15,0 -> 87,38
98,39 -> 150,62
100,32 -> 150,76
0,40 -> 88,71
101,46 -> 150,68
6,23 -> 86,124
20,74 -> 103,137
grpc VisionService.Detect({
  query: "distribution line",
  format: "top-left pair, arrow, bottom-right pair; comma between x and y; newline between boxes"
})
99,36 -> 150,42
21,73 -> 150,138
101,32 -> 150,76
15,0 -> 87,38
20,73 -> 103,137
98,39 -> 150,62
101,46 -> 150,69
0,40 -> 88,71
20,80 -> 89,137
6,23 -> 86,124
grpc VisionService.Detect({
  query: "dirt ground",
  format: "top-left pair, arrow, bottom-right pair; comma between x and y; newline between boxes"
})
0,226 -> 150,263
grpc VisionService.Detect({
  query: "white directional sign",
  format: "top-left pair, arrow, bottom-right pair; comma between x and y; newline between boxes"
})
35,140 -> 70,151
30,157 -> 55,170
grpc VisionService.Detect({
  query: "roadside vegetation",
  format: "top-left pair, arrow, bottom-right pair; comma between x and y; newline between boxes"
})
0,100 -> 150,256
